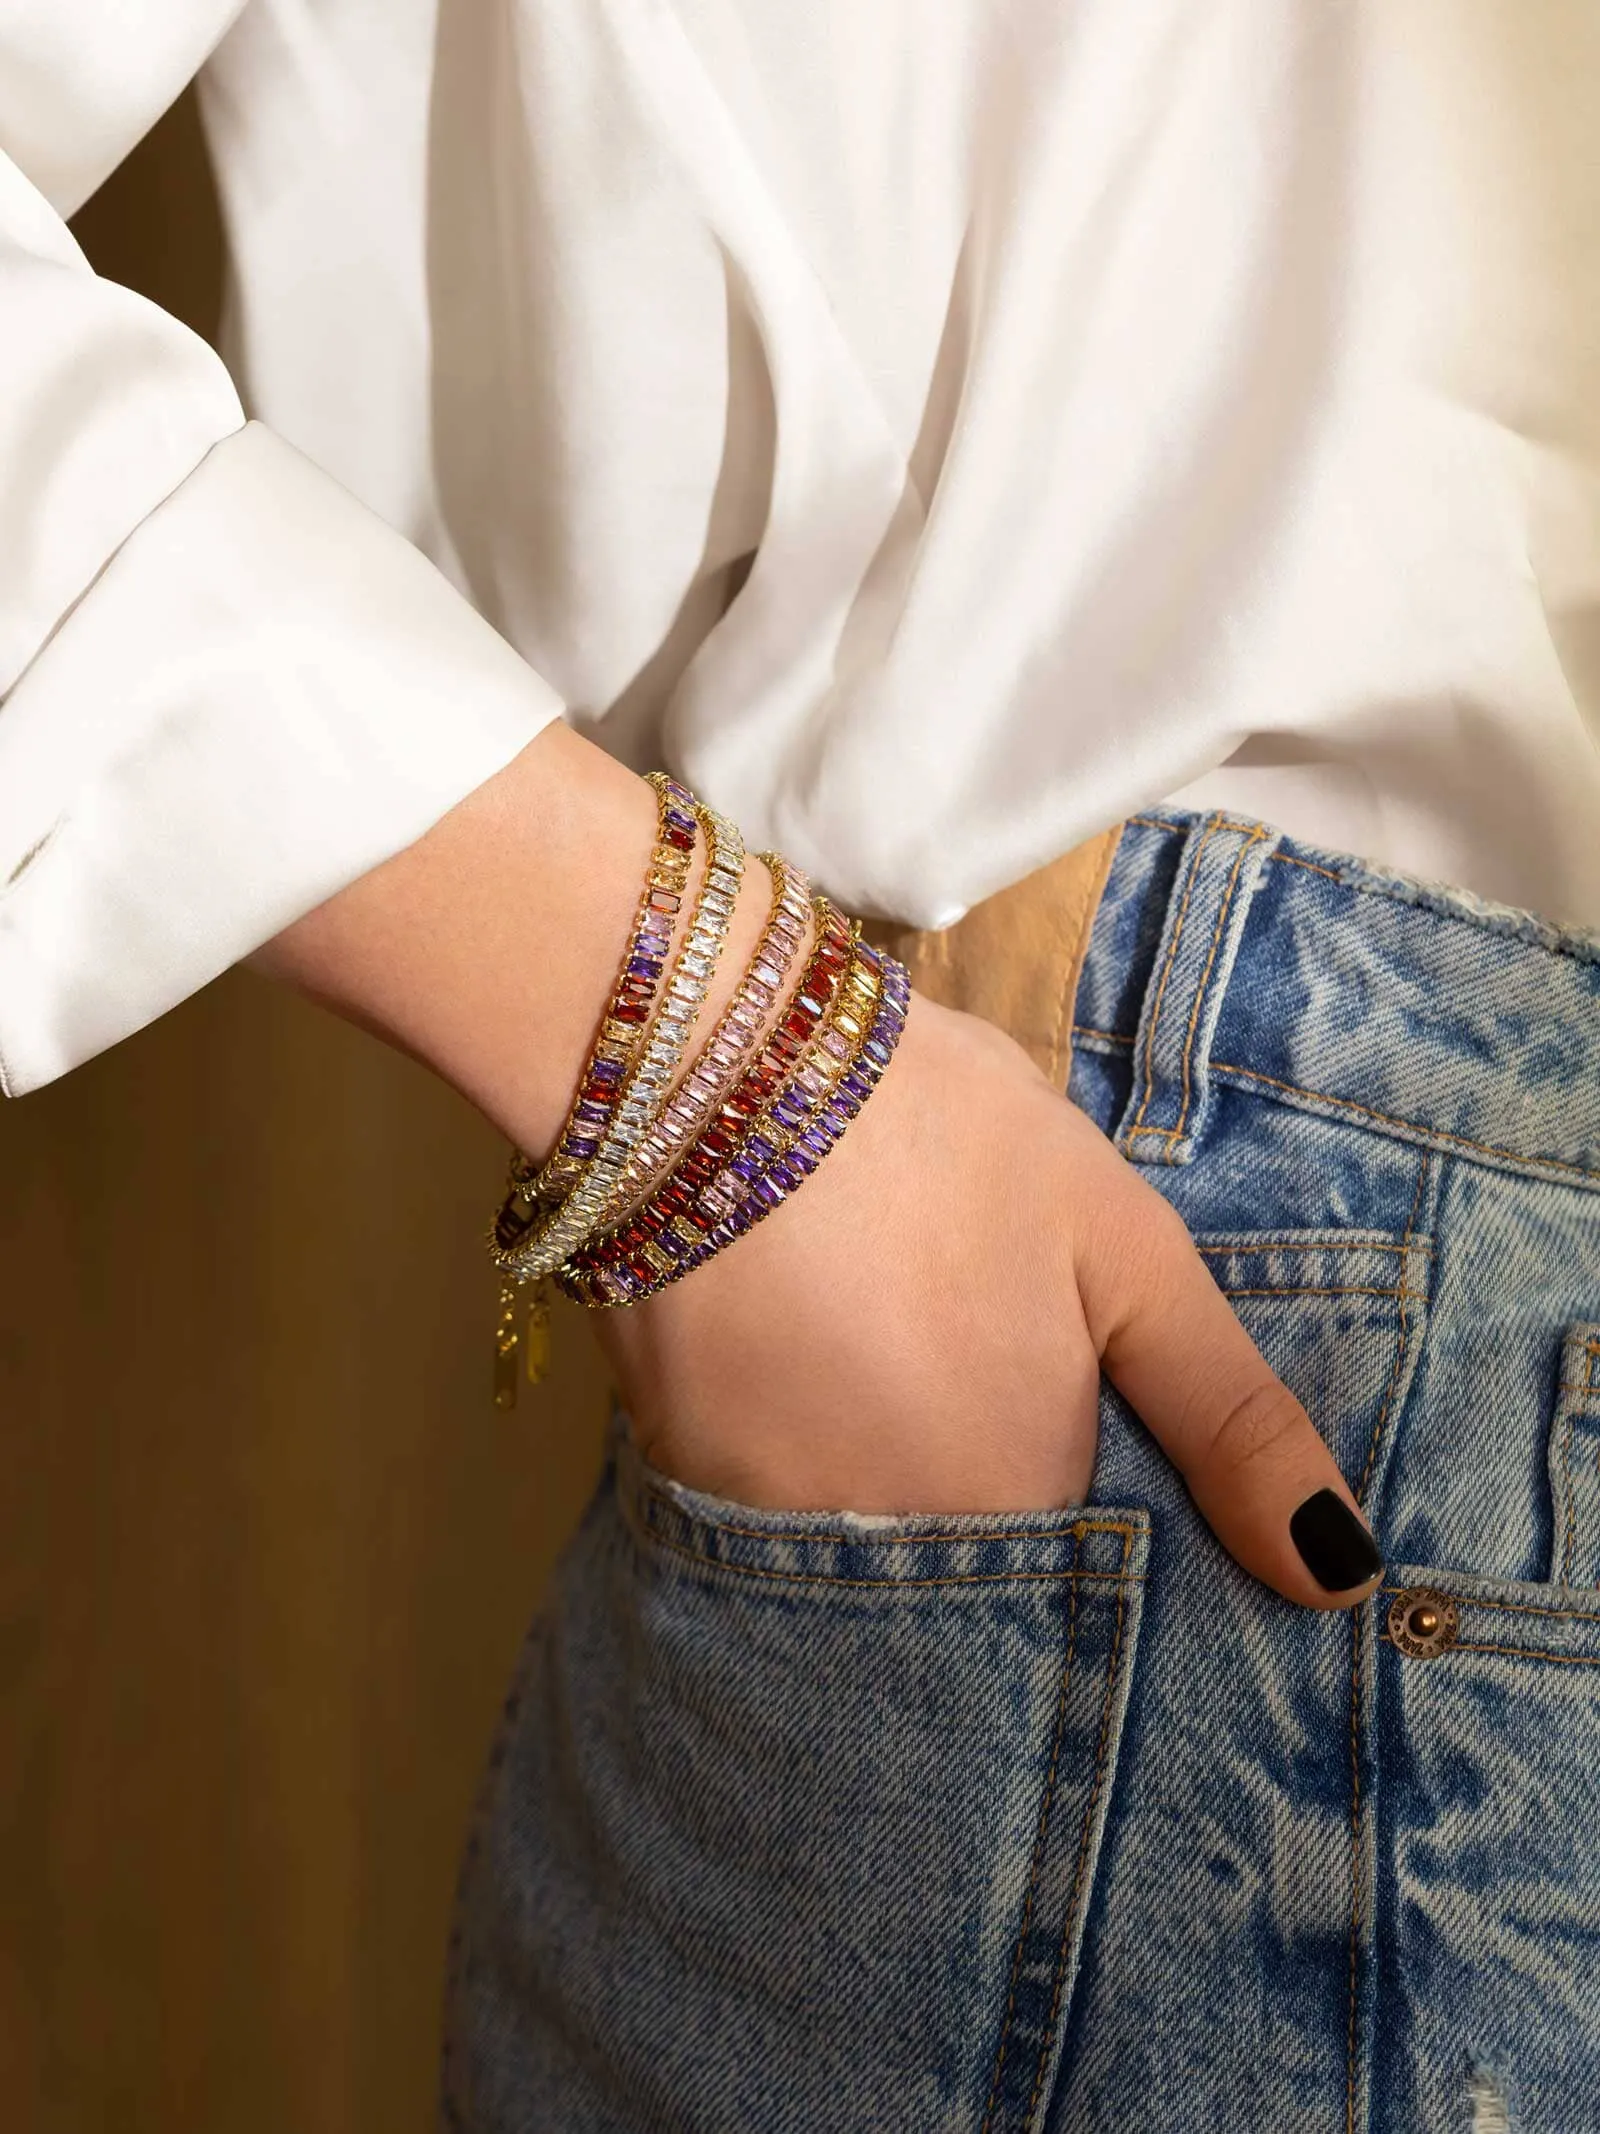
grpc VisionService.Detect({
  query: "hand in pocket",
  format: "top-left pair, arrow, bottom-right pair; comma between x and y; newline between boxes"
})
599,992 -> 1383,1609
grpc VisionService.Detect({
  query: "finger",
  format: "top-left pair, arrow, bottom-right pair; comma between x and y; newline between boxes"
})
1074,1176 -> 1384,1611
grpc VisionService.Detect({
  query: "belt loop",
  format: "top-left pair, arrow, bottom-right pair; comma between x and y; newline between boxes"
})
1114,812 -> 1280,1167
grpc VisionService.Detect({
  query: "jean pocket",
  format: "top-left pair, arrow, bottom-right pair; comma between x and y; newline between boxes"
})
448,1424 -> 1150,2134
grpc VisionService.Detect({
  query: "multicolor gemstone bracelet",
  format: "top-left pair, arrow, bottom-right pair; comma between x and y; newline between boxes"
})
506,771 -> 697,1215
579,925 -> 880,1270
548,901 -> 854,1296
492,796 -> 745,1281
590,854 -> 813,1232
559,938 -> 908,1307
490,782 -> 744,1401
488,772 -> 910,1402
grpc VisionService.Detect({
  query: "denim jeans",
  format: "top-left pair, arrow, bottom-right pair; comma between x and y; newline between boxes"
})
441,809 -> 1600,2133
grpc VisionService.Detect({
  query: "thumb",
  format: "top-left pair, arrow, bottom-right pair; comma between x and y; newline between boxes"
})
1075,1175 -> 1384,1611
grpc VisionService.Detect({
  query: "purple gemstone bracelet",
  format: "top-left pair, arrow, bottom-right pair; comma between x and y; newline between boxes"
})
557,947 -> 910,1307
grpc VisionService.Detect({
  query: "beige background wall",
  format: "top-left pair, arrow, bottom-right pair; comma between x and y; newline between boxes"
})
3,93 -> 613,2134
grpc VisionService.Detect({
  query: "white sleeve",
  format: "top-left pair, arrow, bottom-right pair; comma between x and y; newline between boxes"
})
0,153 -> 563,1098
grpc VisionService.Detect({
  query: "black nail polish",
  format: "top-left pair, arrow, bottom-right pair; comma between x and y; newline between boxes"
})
1289,1489 -> 1383,1592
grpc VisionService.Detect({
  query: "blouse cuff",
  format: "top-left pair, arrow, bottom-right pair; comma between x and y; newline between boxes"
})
0,420 -> 564,1095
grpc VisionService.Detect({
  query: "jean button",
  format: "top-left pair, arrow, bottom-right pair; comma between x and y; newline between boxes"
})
1387,1586 -> 1459,1659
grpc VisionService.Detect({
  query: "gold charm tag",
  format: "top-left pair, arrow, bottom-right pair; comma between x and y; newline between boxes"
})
523,1283 -> 552,1387
493,1280 -> 553,1409
492,1282 -> 522,1411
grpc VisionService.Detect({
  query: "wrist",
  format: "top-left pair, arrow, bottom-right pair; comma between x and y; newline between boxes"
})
254,723 -> 775,1163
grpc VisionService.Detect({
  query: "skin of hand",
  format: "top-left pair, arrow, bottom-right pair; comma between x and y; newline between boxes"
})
601,993 -> 1382,1609
256,725 -> 1382,1612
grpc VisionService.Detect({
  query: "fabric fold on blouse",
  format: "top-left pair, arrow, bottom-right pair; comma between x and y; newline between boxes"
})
0,117 -> 559,1095
0,420 -> 560,1096
5,0 -> 1600,1092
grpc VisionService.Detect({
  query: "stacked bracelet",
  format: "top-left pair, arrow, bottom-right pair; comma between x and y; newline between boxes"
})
504,771 -> 697,1217
590,855 -> 813,1230
487,772 -> 909,1404
692,949 -> 909,1261
551,904 -> 855,1300
559,936 -> 908,1306
492,795 -> 745,1281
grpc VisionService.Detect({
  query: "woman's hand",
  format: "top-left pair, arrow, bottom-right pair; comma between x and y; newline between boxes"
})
257,727 -> 1380,1612
599,992 -> 1383,1610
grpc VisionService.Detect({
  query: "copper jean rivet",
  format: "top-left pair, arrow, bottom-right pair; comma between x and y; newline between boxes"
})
1387,1586 -> 1460,1659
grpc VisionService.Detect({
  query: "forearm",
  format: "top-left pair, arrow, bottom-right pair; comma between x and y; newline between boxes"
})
250,721 -> 770,1162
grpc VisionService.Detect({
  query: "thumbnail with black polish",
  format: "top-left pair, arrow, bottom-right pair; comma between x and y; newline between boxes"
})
1289,1488 -> 1383,1591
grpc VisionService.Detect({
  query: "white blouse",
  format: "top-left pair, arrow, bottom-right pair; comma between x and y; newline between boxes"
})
2,0 -> 1598,1095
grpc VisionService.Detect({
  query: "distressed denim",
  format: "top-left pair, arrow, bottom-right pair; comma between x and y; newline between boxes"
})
442,809 -> 1600,2134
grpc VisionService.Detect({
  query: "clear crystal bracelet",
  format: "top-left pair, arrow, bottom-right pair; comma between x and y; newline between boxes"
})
590,854 -> 813,1232
489,783 -> 744,1401
486,774 -> 909,1400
